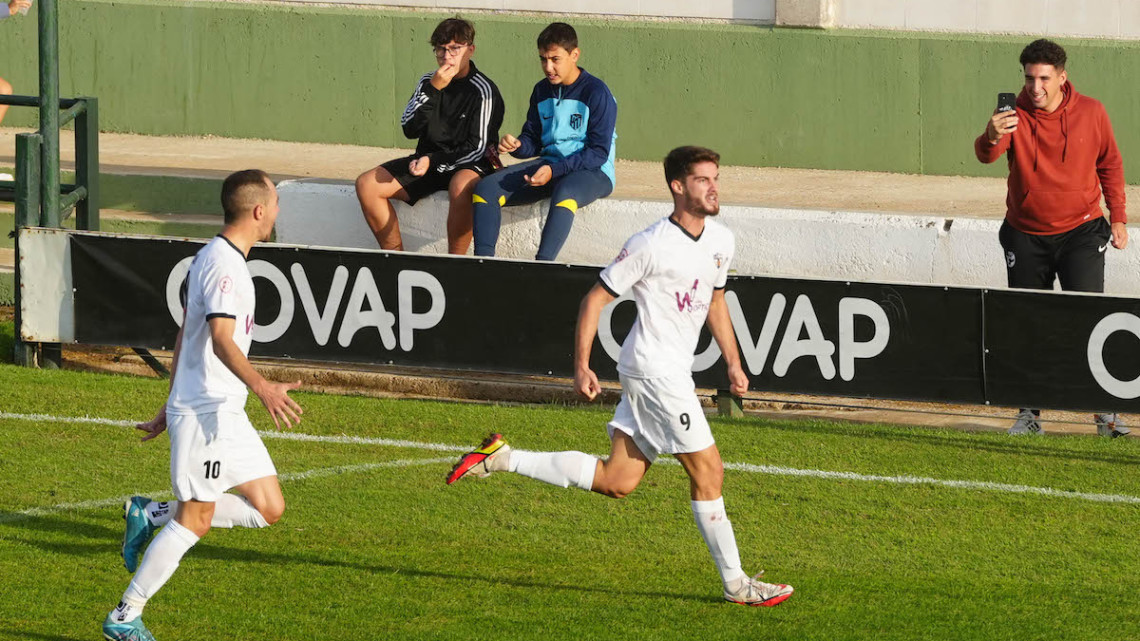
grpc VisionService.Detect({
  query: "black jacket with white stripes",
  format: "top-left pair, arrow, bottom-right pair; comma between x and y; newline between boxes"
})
399,61 -> 505,174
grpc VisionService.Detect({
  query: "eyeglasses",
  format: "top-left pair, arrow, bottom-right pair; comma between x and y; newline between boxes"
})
433,44 -> 468,57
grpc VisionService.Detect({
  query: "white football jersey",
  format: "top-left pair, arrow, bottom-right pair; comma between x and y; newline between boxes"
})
168,235 -> 256,415
599,216 -> 734,378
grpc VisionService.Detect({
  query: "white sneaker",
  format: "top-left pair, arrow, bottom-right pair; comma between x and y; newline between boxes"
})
1094,413 -> 1131,438
723,572 -> 794,607
1008,409 -> 1043,435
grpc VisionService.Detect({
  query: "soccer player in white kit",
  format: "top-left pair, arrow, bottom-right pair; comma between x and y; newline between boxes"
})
103,170 -> 304,641
448,146 -> 793,607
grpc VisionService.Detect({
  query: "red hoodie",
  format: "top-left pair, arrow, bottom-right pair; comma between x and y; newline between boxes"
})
975,82 -> 1126,234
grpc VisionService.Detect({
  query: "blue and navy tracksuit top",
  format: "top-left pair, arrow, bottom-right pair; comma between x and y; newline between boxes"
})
512,68 -> 618,187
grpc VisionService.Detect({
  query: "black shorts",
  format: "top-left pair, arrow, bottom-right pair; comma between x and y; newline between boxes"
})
998,216 -> 1111,293
380,154 -> 496,206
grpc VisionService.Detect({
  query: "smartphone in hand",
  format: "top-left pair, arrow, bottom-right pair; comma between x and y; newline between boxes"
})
997,92 -> 1017,113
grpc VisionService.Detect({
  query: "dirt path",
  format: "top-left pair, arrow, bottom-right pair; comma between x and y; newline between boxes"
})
15,128 -> 1140,220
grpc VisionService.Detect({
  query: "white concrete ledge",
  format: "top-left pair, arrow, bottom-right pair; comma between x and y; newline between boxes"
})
277,178 -> 1140,295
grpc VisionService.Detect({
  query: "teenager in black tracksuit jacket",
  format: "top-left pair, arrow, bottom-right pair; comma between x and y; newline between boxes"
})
355,18 -> 505,255
399,61 -> 505,180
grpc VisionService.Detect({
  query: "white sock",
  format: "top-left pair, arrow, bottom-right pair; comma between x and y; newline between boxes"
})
147,496 -> 267,529
508,450 -> 597,491
122,519 -> 200,608
691,497 -> 747,587
210,494 -> 270,529
145,500 -> 174,527
108,600 -> 143,624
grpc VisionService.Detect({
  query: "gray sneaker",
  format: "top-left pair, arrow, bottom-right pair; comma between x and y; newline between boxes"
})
1094,413 -> 1131,438
723,572 -> 794,607
1008,409 -> 1043,435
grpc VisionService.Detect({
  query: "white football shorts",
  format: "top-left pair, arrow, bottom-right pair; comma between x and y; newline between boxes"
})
607,373 -> 714,462
167,410 -> 277,502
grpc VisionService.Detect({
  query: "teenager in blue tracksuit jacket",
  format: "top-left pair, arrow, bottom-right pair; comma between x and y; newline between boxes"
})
472,22 -> 617,261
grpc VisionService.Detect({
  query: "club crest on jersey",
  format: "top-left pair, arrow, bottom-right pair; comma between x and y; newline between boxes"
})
569,113 -> 583,130
713,252 -> 726,269
219,276 -> 233,293
245,316 -> 254,335
614,247 -> 629,263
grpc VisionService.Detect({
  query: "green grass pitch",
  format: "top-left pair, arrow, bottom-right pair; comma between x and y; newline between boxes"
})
1,331 -> 1139,639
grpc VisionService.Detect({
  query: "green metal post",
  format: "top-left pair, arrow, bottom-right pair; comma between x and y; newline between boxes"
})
38,0 -> 60,228
75,97 -> 99,231
716,389 -> 745,418
13,134 -> 41,228
13,133 -> 42,367
35,0 -> 62,368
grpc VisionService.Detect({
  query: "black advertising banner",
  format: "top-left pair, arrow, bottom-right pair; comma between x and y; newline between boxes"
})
984,290 -> 1140,412
69,233 -> 1140,412
723,278 -> 984,403
72,235 -> 607,378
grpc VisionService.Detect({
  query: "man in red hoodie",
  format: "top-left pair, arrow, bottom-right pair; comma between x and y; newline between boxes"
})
976,38 -> 1129,438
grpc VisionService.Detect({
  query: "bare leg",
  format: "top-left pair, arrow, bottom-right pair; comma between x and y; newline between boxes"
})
674,444 -> 724,501
174,498 -> 216,538
232,474 -> 285,525
0,77 -> 11,127
589,430 -> 653,499
446,169 -> 481,255
355,165 -> 410,251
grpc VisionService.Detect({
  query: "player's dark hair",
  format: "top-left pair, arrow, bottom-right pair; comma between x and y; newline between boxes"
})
431,17 -> 475,47
664,146 -> 720,187
221,169 -> 272,224
1020,39 -> 1066,71
537,22 -> 578,52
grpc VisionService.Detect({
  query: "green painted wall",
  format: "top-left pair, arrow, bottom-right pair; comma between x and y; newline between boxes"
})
1,0 -> 1138,182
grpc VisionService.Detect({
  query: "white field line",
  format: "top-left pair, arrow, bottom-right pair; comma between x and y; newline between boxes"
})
0,412 -> 468,451
717,461 -> 1140,505
3,412 -> 1139,506
0,457 -> 451,524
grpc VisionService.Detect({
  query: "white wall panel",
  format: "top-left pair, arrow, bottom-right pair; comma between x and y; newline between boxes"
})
1122,0 -> 1140,39
18,228 -> 73,343
840,0 -> 907,28
905,0 -> 977,31
836,0 -> 1136,40
976,1 -> 1049,36
1046,0 -> 1121,38
266,0 -> 774,21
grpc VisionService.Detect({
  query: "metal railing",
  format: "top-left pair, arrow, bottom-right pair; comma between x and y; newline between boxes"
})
3,0 -> 100,367
1,96 -> 100,230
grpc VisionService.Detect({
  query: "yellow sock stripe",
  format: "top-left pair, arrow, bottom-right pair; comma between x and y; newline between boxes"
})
498,195 -> 506,206
554,199 -> 578,214
472,194 -> 487,205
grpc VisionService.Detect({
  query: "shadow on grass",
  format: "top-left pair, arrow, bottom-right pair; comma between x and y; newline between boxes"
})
0,520 -> 715,605
751,418 -> 1140,467
0,512 -> 119,539
189,541 -> 716,603
10,631 -> 87,641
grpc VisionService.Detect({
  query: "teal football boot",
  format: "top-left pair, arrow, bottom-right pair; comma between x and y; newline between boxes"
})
102,611 -> 156,641
121,496 -> 158,573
